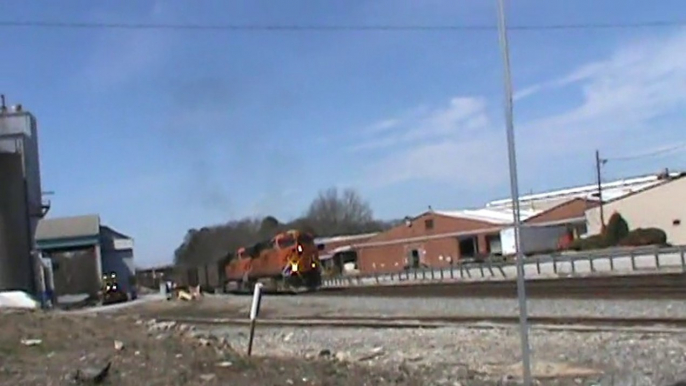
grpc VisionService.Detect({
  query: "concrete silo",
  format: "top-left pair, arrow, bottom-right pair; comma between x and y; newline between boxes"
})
0,96 -> 48,294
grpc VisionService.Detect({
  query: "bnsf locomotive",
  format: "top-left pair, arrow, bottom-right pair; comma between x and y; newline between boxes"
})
224,229 -> 323,294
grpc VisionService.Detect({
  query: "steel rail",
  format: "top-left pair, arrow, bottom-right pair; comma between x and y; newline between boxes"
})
155,314 -> 686,330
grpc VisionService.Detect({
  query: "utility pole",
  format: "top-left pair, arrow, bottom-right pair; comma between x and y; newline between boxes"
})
595,150 -> 606,231
496,0 -> 532,385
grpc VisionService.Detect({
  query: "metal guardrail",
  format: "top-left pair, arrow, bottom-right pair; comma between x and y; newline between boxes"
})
321,245 -> 686,288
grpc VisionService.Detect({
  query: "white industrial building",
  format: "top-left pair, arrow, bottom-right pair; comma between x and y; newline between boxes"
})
586,173 -> 686,245
487,172 -> 679,211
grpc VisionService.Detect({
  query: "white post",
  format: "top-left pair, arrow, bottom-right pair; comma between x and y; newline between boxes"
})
247,283 -> 264,356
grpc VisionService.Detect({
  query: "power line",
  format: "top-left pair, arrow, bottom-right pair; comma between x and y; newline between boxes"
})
606,143 -> 686,161
0,19 -> 685,32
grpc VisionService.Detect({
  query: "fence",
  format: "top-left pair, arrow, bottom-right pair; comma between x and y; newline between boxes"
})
136,246 -> 686,292
321,245 -> 686,288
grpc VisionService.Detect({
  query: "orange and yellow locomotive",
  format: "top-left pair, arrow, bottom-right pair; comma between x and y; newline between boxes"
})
224,229 -> 322,293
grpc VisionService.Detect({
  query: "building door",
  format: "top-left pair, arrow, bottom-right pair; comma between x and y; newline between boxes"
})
486,234 -> 502,256
458,236 -> 478,260
410,249 -> 420,268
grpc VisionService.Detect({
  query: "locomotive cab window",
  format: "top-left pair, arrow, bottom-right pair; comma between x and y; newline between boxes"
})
278,236 -> 296,249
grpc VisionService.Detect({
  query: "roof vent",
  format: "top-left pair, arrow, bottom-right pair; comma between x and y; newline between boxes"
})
657,168 -> 670,180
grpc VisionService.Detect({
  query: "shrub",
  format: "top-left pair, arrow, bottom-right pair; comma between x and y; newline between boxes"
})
603,212 -> 630,246
618,227 -> 668,247
568,234 -> 608,251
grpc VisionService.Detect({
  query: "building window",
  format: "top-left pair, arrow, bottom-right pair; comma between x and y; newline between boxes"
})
674,219 -> 681,226
424,219 -> 434,230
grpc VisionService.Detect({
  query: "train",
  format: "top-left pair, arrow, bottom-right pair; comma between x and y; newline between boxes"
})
99,272 -> 129,305
224,229 -> 323,294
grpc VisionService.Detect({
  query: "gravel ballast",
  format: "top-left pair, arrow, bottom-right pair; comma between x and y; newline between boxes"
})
203,324 -> 686,386
187,294 -> 686,320
131,295 -> 686,385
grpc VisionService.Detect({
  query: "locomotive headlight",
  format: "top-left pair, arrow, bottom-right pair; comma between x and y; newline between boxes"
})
297,244 -> 303,253
291,263 -> 299,272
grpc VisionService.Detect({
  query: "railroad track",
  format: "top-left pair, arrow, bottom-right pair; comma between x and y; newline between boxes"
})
310,272 -> 686,299
157,314 -> 686,331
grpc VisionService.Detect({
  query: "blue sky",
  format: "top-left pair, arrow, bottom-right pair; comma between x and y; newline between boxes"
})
2,0 -> 686,267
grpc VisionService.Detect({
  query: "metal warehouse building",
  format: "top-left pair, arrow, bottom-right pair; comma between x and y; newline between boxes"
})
35,214 -> 136,299
586,172 -> 686,245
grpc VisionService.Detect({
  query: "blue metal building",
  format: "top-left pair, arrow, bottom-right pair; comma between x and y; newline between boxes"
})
35,215 -> 136,299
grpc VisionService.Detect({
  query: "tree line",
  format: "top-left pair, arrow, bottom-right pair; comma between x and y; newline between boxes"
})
173,187 -> 400,267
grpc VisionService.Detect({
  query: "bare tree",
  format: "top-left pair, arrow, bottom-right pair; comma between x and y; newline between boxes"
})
172,187 -> 397,268
286,217 -> 317,235
173,218 -> 265,267
305,187 -> 379,236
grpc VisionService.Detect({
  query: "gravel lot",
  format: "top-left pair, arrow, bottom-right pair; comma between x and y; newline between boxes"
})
201,324 -> 686,386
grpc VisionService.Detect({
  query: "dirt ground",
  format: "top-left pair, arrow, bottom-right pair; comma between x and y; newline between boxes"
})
130,297 -> 266,320
129,295 -> 331,321
0,309 -> 425,386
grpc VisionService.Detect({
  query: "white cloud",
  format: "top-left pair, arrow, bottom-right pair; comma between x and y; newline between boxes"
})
357,29 -> 686,189
352,96 -> 506,188
364,118 -> 401,134
520,30 -> 686,145
350,97 -> 491,152
364,138 -> 508,189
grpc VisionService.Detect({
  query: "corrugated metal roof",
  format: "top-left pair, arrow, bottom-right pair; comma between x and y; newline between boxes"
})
100,225 -> 132,240
330,245 -> 353,253
486,172 -> 680,209
314,232 -> 379,245
435,207 -> 541,224
35,214 -> 101,241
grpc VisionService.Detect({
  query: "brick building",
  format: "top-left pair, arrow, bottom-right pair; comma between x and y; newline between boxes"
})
351,198 -> 595,274
313,173 -> 668,275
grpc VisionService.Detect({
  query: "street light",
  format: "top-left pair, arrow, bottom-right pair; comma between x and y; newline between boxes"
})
495,0 -> 533,385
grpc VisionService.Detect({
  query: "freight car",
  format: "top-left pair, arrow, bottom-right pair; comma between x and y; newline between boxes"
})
224,229 -> 323,294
